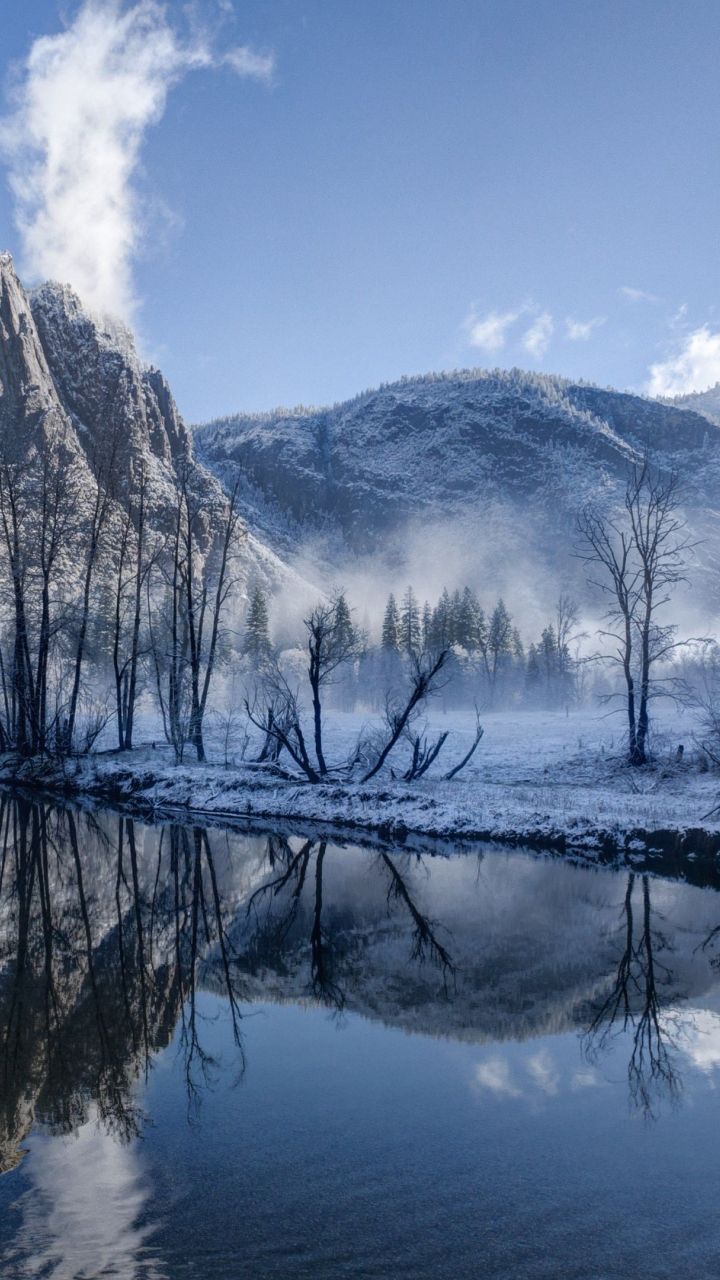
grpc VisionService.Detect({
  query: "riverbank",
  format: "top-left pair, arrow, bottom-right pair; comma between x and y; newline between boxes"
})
1,711 -> 719,874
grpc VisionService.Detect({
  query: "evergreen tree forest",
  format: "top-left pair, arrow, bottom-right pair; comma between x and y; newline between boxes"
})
245,581 -> 582,713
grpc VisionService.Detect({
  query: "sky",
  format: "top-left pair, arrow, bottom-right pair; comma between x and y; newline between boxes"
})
0,0 -> 719,423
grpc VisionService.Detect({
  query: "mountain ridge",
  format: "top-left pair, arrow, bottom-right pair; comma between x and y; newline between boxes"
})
193,367 -> 720,585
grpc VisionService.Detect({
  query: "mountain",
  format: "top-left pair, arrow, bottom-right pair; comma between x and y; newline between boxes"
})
0,251 -> 86,464
0,253 -> 310,598
193,371 -> 720,603
5,246 -> 719,614
30,278 -> 190,509
672,383 -> 720,425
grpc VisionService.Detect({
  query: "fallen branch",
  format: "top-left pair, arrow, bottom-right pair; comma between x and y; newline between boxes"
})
362,650 -> 450,783
445,709 -> 484,780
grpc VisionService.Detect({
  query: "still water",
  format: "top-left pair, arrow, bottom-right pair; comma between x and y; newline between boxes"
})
0,797 -> 719,1278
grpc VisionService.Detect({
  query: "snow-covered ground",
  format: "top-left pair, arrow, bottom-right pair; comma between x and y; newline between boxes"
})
5,706 -> 720,858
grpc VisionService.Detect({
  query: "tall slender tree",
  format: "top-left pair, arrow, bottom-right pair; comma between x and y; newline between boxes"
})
400,586 -> 421,655
243,584 -> 272,661
381,593 -> 401,651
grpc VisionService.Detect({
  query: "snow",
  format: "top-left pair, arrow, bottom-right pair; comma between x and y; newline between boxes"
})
6,707 -> 720,859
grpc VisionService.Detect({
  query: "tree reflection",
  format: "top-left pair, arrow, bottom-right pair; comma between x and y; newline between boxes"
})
584,872 -> 683,1117
3,791 -> 706,1160
243,837 -> 456,1010
0,798 -> 251,1167
0,799 -> 458,1167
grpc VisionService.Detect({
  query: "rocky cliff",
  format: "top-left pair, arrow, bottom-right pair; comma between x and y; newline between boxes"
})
0,254 -> 312,598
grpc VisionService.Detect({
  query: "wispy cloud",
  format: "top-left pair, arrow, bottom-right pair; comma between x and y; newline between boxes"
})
526,1050 -> 559,1096
619,285 -> 661,304
0,0 -> 274,320
647,325 -> 720,396
466,307 -> 522,354
523,311 -> 553,360
565,315 -> 605,341
222,46 -> 274,79
474,1057 -> 522,1098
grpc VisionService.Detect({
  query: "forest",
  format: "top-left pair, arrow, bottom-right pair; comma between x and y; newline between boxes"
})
0,430 -> 712,788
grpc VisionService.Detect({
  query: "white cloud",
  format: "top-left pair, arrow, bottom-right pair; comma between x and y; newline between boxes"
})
571,1067 -> 602,1090
466,308 -> 522,354
678,1008 -> 720,1073
17,1115 -> 162,1279
474,1056 -> 522,1098
523,311 -> 553,360
565,315 -> 605,341
646,325 -> 720,397
619,285 -> 661,304
223,46 -> 274,80
526,1049 -> 559,1096
0,0 -> 274,320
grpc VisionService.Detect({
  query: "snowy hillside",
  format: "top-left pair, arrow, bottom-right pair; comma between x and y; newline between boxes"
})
672,382 -> 720,425
194,370 -> 720,569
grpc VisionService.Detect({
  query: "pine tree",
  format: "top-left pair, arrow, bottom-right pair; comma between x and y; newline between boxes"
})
450,589 -> 462,645
457,586 -> 482,650
488,599 -> 513,680
381,593 -> 400,651
421,601 -> 433,650
540,625 -> 558,680
433,587 -> 452,650
476,605 -> 488,659
334,593 -> 355,648
243,584 -> 271,660
525,643 -> 541,697
400,585 -> 421,655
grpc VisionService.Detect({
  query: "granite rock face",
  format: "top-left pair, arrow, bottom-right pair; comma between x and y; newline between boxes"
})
0,254 -> 310,596
0,252 -> 191,506
0,251 -> 73,456
30,279 -> 189,499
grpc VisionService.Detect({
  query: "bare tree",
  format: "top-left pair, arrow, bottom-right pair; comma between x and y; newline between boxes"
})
0,444 -> 84,754
63,440 -> 118,754
304,594 -> 363,777
578,460 -> 690,765
554,593 -> 583,708
362,650 -> 450,782
149,467 -> 242,763
148,485 -> 190,761
244,670 -> 321,782
181,469 -> 242,762
111,463 -> 156,751
444,708 -> 484,780
402,726 -> 450,780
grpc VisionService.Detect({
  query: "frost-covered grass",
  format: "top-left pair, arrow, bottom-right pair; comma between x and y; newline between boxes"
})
5,705 -> 720,856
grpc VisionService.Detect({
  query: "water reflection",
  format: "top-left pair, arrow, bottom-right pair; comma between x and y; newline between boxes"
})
1,792 -> 720,1179
7,1120 -> 165,1280
243,837 -> 456,1011
584,872 -> 686,1117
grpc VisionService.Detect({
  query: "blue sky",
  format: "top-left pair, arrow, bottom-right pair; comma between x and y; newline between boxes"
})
0,0 -> 719,421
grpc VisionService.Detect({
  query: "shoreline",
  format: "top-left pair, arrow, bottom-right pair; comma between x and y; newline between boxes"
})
1,749 -> 720,889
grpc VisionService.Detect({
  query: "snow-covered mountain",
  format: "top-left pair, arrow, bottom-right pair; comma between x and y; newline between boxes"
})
5,244 -> 720,610
194,370 -> 720,569
672,383 -> 720,425
0,254 -> 312,598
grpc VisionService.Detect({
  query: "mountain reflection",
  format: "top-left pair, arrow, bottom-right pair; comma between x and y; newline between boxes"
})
1,794 -> 720,1170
